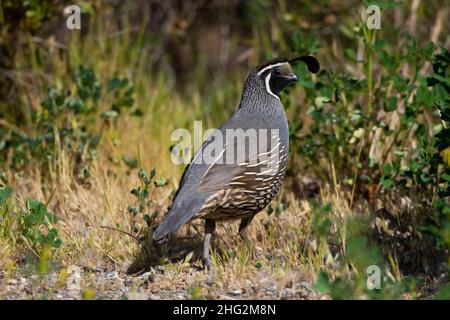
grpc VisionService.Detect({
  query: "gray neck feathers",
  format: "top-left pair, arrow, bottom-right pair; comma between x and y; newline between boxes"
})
238,72 -> 284,118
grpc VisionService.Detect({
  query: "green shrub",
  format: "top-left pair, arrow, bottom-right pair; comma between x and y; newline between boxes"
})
0,185 -> 61,253
287,19 -> 449,298
129,166 -> 168,236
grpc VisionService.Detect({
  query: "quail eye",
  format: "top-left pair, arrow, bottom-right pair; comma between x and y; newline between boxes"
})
272,69 -> 281,76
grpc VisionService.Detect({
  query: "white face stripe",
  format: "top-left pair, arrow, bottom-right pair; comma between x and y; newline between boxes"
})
257,62 -> 286,76
265,73 -> 280,100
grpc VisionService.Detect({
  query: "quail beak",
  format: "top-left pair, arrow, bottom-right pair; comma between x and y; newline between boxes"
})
286,74 -> 298,82
288,74 -> 298,81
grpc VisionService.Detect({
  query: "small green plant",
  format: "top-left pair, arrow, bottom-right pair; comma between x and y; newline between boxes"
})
0,185 -> 14,240
19,198 -> 62,250
0,186 -> 62,253
188,285 -> 204,300
129,166 -> 168,235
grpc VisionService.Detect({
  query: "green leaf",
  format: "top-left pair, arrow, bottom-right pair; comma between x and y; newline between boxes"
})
437,283 -> 450,300
345,48 -> 356,61
419,173 -> 432,183
107,77 -> 129,91
435,84 -> 450,105
382,163 -> 393,176
292,31 -> 320,55
101,110 -> 119,120
0,186 -> 13,205
410,160 -> 424,172
122,155 -> 138,169
154,177 -> 168,187
385,96 -> 398,112
441,172 -> 450,182
53,238 -> 62,248
26,199 -> 48,226
130,188 -> 140,197
415,86 -> 433,107
314,97 -> 331,108
313,272 -> 330,293
381,176 -> 394,189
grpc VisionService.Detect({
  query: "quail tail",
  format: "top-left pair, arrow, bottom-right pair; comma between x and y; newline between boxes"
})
152,196 -> 206,243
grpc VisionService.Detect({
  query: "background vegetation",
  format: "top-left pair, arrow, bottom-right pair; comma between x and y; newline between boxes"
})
0,0 -> 449,299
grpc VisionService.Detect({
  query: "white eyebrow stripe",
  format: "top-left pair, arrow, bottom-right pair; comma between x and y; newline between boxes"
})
265,73 -> 280,100
257,62 -> 286,75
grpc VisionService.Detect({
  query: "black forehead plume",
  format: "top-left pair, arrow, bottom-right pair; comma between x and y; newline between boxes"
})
290,55 -> 320,73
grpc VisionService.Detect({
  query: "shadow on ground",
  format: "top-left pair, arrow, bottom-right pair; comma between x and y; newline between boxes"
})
126,229 -> 205,274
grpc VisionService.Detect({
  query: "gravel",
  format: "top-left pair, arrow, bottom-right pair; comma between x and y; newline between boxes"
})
0,265 -> 323,300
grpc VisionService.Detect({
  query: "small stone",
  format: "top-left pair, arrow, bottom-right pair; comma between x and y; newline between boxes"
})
85,266 -> 103,273
67,290 -> 79,299
154,266 -> 165,274
280,288 -> 295,299
126,292 -> 148,300
229,289 -> 243,296
141,272 -> 155,283
438,273 -> 448,282
44,273 -> 58,285
7,279 -> 17,285
124,279 -> 134,287
299,281 -> 310,289
265,285 -> 278,297
106,271 -> 119,279
66,265 -> 82,292
17,277 -> 28,289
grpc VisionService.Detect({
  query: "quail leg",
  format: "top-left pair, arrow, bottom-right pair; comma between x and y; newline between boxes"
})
238,215 -> 256,258
203,219 -> 216,284
238,215 -> 254,241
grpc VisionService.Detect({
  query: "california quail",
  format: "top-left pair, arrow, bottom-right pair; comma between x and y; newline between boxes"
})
153,56 -> 320,278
